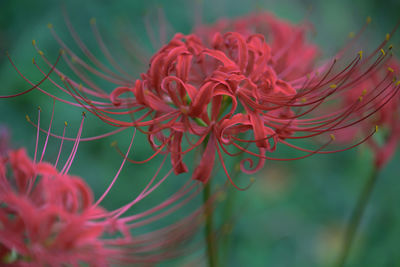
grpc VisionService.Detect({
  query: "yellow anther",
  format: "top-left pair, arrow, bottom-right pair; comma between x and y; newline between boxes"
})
375,125 -> 379,132
366,16 -> 372,24
362,89 -> 367,96
32,57 -> 35,64
330,84 -> 337,89
71,56 -> 77,63
234,163 -> 240,171
396,81 -> 400,86
250,177 -> 256,183
389,44 -> 393,50
25,115 -> 30,122
315,71 -> 319,76
38,106 -> 41,111
78,84 -> 83,91
60,75 -> 65,81
216,191 -> 227,202
380,49 -> 386,56
59,49 -> 65,55
90,17 -> 96,25
386,33 -> 390,41
359,96 -> 363,102
47,23 -> 53,29
82,111 -> 86,117
301,97 -> 307,103
348,32 -> 355,38
388,67 -> 394,73
64,121 -> 68,127
393,76 -> 397,82
358,50 -> 363,60
32,39 -> 36,46
110,141 -> 117,147
306,74 -> 310,79
38,50 -> 44,56
330,134 -> 335,141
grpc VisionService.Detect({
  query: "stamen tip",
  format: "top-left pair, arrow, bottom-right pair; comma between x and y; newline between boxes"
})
32,57 -> 35,64
25,115 -> 30,122
330,134 -> 335,141
380,48 -> 386,56
47,23 -> 53,29
330,84 -> 337,89
32,39 -> 36,46
348,32 -> 355,38
90,17 -> 96,25
110,141 -> 117,147
234,163 -> 240,171
386,33 -> 390,41
375,125 -> 379,132
388,67 -> 394,73
216,191 -> 227,202
358,50 -> 363,60
366,16 -> 372,24
64,121 -> 68,127
37,106 -> 41,111
250,177 -> 256,183
38,50 -> 44,56
82,111 -> 86,117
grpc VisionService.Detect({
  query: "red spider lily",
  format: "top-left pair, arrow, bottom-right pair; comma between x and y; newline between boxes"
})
4,12 -> 399,190
335,58 -> 400,169
0,109 -> 205,266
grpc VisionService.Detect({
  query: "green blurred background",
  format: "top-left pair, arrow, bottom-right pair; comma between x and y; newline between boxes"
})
1,0 -> 400,266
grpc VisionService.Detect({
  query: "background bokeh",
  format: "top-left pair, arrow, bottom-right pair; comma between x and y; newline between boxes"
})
1,0 -> 400,266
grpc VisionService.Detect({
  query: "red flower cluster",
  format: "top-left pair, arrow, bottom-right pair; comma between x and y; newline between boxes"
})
6,13 -> 399,190
105,14 -> 397,188
0,148 -> 123,266
0,116 -> 204,266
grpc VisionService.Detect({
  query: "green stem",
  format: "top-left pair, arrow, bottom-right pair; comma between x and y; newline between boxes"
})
336,167 -> 380,267
220,184 -> 235,267
203,181 -> 217,267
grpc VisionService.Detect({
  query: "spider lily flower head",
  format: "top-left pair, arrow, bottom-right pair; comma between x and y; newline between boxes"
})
0,147 -> 123,266
107,17 -> 398,189
6,11 -> 399,190
335,58 -> 400,169
0,108 -> 206,265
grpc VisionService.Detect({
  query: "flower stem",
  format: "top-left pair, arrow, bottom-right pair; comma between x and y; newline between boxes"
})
203,181 -> 217,267
336,167 -> 379,267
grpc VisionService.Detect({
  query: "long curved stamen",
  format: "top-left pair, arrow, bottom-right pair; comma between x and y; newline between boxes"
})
39,99 -> 56,163
60,112 -> 85,174
93,128 -> 136,208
